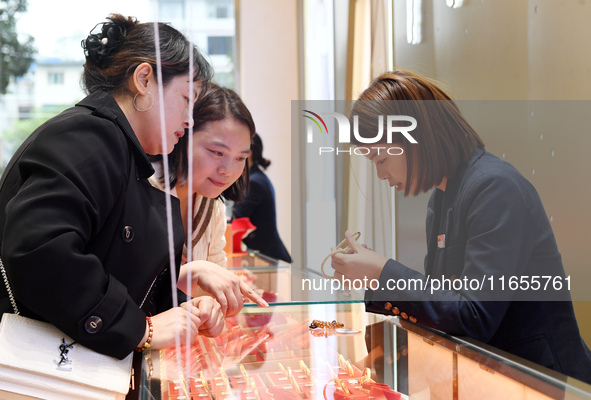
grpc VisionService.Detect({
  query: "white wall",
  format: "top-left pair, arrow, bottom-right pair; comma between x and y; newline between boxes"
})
237,0 -> 301,263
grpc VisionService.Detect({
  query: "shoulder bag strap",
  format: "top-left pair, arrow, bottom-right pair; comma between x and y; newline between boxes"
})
0,257 -> 19,314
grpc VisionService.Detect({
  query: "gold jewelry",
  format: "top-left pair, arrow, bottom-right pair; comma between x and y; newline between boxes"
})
299,360 -> 312,378
287,366 -> 293,382
289,372 -> 302,394
359,368 -> 373,386
320,232 -> 361,278
278,362 -> 287,375
345,360 -> 355,377
200,371 -> 210,393
240,364 -> 249,382
250,377 -> 261,400
219,368 -> 232,393
309,319 -> 344,329
334,376 -> 350,394
219,368 -> 228,383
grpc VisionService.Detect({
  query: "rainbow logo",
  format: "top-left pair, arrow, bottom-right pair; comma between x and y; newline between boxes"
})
302,110 -> 329,135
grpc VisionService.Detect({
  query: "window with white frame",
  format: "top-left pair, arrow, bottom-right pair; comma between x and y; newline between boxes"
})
47,72 -> 64,85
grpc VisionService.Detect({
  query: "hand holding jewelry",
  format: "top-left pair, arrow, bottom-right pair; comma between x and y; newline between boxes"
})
320,232 -> 361,279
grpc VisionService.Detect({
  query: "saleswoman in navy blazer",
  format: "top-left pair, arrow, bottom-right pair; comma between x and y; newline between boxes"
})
331,70 -> 591,384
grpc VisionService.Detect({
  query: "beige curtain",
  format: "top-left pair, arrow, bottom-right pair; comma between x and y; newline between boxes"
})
343,0 -> 395,258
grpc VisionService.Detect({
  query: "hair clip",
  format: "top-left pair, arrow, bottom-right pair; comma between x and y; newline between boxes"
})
100,37 -> 108,45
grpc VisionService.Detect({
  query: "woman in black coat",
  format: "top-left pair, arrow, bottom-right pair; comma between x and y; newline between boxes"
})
331,70 -> 591,384
0,14 -> 263,364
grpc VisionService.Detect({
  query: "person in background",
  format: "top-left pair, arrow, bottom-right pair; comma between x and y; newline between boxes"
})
152,83 -> 265,303
331,70 -> 591,384
233,133 -> 292,263
0,17 -> 262,400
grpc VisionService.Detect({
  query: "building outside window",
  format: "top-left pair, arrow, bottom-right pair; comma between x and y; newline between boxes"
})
47,72 -> 64,85
207,0 -> 233,19
207,36 -> 233,56
158,0 -> 184,20
1,0 -> 237,168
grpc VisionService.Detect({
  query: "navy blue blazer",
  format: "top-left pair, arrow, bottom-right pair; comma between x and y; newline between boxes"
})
233,165 -> 292,263
366,148 -> 591,383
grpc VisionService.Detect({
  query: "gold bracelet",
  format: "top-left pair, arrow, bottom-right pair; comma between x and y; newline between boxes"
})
135,316 -> 153,352
278,362 -> 287,375
200,371 -> 210,394
309,319 -> 344,329
299,360 -> 312,378
320,232 -> 361,279
240,364 -> 249,382
345,360 -> 355,377
250,377 -> 261,400
288,370 -> 302,394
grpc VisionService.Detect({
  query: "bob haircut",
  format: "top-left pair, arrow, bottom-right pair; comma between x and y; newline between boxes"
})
167,83 -> 255,202
350,70 -> 485,196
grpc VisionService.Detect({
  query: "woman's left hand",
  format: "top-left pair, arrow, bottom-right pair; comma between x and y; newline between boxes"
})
331,231 -> 388,287
181,296 -> 225,337
178,260 -> 268,317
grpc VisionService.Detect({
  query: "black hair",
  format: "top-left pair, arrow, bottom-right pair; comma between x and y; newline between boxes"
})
81,13 -> 212,95
165,83 -> 256,202
251,133 -> 271,170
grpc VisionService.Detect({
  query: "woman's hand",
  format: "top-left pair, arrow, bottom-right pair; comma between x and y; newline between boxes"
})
182,296 -> 225,337
178,260 -> 268,317
331,231 -> 388,288
147,307 -> 201,350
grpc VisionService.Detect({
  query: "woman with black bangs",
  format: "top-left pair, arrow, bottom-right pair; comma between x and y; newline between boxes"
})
331,70 -> 591,383
151,83 -> 269,314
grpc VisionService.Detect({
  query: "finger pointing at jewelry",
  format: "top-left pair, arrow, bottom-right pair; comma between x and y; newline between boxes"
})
240,280 -> 269,308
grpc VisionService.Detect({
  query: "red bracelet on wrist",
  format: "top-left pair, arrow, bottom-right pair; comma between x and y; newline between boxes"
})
136,316 -> 153,352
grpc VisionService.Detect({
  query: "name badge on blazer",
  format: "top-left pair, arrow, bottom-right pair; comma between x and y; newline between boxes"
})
437,234 -> 445,249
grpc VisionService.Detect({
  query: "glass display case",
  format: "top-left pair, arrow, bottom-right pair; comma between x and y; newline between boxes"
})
226,251 -> 366,303
139,257 -> 591,400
